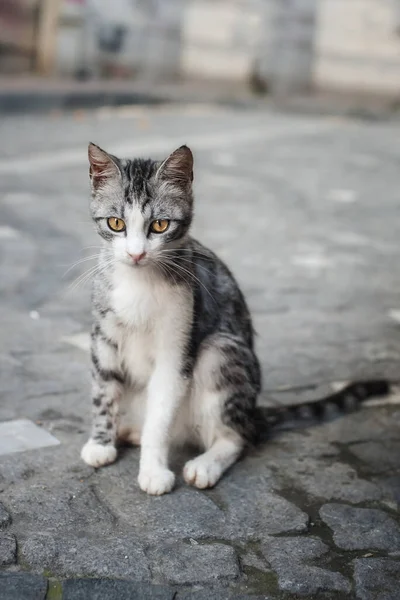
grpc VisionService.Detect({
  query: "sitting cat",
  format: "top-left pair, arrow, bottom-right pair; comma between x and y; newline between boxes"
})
81,143 -> 389,495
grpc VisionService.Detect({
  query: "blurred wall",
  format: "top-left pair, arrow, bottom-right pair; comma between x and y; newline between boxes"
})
2,0 -> 400,99
55,0 -> 184,79
0,0 -> 39,73
314,0 -> 400,94
180,0 -> 263,81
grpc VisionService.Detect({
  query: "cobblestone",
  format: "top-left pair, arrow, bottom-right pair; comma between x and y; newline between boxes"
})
0,573 -> 47,600
320,503 -> 400,551
0,503 -> 11,528
261,536 -> 351,595
0,533 -> 16,566
62,579 -> 176,600
21,533 -> 150,579
149,542 -> 240,585
0,106 -> 399,597
354,558 -> 400,600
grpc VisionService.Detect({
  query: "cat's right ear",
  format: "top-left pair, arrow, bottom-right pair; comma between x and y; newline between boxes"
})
88,143 -> 121,192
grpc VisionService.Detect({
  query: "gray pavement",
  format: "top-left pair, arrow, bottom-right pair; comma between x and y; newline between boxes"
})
0,104 -> 399,599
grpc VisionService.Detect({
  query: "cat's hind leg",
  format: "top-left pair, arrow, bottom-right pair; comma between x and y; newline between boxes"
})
183,334 -> 260,489
183,427 -> 243,488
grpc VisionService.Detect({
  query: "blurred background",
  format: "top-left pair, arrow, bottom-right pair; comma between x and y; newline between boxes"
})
2,0 -> 400,104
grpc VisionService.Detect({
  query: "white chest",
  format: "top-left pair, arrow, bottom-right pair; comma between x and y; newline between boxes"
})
111,268 -> 162,329
110,266 -> 186,386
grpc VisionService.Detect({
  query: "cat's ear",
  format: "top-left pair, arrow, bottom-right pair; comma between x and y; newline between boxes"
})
88,143 -> 121,191
157,145 -> 193,185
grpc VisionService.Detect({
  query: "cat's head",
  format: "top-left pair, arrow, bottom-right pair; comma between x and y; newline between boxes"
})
88,143 -> 193,267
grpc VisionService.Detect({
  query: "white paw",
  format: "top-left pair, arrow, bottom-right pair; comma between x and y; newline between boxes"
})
138,466 -> 175,495
183,457 -> 222,489
81,439 -> 117,468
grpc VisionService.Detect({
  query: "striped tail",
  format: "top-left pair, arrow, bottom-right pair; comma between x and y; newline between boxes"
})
255,379 -> 390,435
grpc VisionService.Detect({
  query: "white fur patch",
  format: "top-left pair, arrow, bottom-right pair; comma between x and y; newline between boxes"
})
81,439 -> 117,467
183,436 -> 243,489
138,466 -> 175,495
184,456 -> 224,489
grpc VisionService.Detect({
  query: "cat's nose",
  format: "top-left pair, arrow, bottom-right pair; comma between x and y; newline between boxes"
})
128,251 -> 146,264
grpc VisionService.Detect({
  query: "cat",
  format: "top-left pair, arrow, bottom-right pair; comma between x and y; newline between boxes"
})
81,142 -> 390,495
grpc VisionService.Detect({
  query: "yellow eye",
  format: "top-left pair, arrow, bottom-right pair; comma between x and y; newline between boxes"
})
150,219 -> 169,234
107,217 -> 126,232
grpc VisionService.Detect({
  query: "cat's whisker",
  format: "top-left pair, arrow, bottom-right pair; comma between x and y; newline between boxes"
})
154,259 -> 179,288
156,258 -> 189,289
68,265 -> 102,292
160,258 -> 217,305
158,248 -> 214,262
81,245 -> 108,251
158,253 -> 215,277
68,257 -> 116,292
61,253 -> 106,277
62,248 -> 114,274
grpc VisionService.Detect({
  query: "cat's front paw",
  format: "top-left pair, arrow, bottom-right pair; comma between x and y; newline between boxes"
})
81,439 -> 117,468
183,456 -> 222,489
138,466 -> 175,495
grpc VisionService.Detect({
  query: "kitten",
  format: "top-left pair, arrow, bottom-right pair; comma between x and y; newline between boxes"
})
81,143 -> 390,495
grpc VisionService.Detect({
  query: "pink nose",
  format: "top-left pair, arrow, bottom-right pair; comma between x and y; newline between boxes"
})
128,251 -> 146,264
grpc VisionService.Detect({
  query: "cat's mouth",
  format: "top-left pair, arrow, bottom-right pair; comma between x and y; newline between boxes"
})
121,255 -> 149,268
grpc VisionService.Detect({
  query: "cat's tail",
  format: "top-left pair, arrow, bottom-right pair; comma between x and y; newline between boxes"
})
254,379 -> 391,436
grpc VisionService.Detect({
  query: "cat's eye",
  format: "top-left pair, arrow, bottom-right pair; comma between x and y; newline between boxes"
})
150,219 -> 169,234
107,217 -> 126,232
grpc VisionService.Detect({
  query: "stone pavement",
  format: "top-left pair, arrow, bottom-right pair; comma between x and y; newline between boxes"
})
0,104 -> 399,599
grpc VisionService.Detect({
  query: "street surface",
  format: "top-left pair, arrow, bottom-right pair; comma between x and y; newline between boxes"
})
0,104 -> 399,598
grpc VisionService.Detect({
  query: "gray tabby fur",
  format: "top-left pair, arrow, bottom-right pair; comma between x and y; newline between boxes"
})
81,143 -> 261,494
81,143 -> 390,495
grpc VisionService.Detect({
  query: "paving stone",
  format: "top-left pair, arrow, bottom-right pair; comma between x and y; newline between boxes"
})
240,549 -> 270,572
149,542 -> 240,585
21,532 -> 150,579
354,558 -> 400,600
261,536 -> 351,595
94,474 -> 234,542
177,591 -> 272,599
62,579 -> 176,600
260,434 -> 383,503
0,502 -> 11,528
378,474 -> 400,504
289,458 -> 382,503
311,406 -> 400,446
0,573 -> 47,600
320,503 -> 400,551
0,418 -> 60,455
8,482 -> 117,535
216,481 -> 310,537
348,440 -> 400,474
0,532 -> 16,565
21,532 -> 58,569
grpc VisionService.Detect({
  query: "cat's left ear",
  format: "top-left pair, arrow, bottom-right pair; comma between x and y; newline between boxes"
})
88,143 -> 121,191
157,145 -> 193,185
